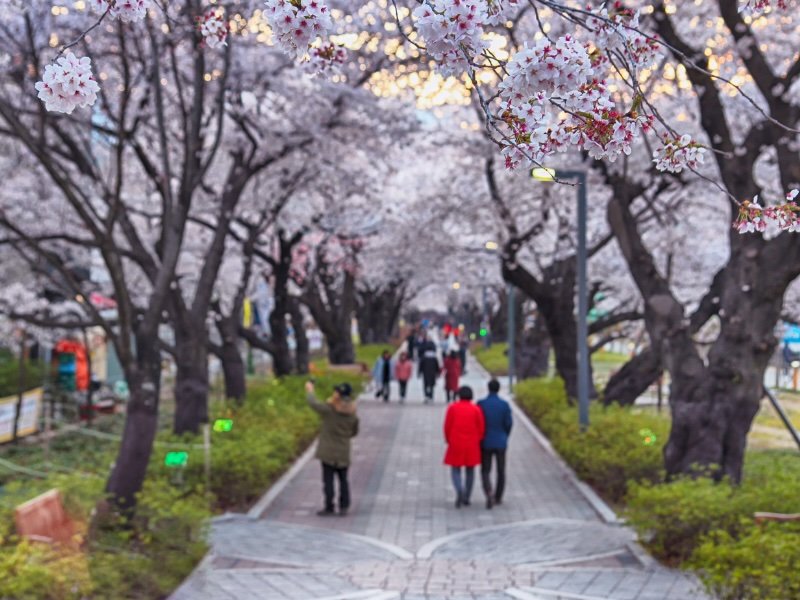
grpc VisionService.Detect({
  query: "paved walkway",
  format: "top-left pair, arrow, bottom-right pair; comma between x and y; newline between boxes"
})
173,355 -> 709,600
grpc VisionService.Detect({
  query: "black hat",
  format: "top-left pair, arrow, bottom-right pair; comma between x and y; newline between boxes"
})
335,383 -> 353,398
458,386 -> 473,400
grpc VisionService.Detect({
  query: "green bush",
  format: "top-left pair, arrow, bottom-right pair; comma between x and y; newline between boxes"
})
515,377 -> 667,503
626,451 -> 800,564
473,343 -> 509,376
690,523 -> 800,600
0,349 -> 45,397
0,369 -> 366,599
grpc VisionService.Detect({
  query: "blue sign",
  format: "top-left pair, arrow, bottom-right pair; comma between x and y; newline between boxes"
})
784,324 -> 800,344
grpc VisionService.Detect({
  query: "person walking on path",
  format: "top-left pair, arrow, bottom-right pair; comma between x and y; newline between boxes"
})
406,328 -> 418,360
477,379 -> 513,510
305,381 -> 360,516
443,386 -> 485,508
394,351 -> 413,403
418,333 -> 440,403
372,350 -> 394,402
442,350 -> 462,403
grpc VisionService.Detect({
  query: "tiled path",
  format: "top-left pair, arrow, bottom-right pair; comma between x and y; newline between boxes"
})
173,355 -> 710,600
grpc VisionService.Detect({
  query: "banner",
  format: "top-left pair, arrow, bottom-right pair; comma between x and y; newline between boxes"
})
0,388 -> 43,443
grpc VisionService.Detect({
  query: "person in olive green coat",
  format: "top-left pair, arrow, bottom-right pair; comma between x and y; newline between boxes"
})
305,380 -> 359,516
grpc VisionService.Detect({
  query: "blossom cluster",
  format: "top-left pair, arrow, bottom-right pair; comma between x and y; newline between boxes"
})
412,0 -> 488,77
263,0 -> 333,59
198,9 -> 229,49
34,52 -> 99,114
498,36 -> 653,167
484,0 -> 519,26
653,134 -> 706,173
734,190 -> 800,233
586,4 -> 660,71
90,0 -> 150,22
738,0 -> 788,16
306,42 -> 348,76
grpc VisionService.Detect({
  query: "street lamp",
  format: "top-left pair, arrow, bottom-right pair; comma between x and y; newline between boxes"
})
532,167 -> 590,430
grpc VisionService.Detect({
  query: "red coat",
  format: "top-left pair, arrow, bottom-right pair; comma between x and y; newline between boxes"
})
442,356 -> 461,392
443,401 -> 485,467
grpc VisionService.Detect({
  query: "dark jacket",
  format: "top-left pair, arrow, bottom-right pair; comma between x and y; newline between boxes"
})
477,393 -> 513,449
418,341 -> 440,384
306,392 -> 359,467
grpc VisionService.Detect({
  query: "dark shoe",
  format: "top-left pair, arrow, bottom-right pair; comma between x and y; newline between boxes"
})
339,508 -> 349,516
317,509 -> 335,517
455,497 -> 462,509
486,497 -> 494,510
463,498 -> 471,506
494,496 -> 503,505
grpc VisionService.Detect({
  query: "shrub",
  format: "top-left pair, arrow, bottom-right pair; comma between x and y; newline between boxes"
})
515,377 -> 667,503
691,523 -> 800,600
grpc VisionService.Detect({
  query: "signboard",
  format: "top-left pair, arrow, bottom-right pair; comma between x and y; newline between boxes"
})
0,388 -> 43,443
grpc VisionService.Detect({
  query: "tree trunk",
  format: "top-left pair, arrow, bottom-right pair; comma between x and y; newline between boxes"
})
603,346 -> 662,406
289,299 -> 309,374
517,311 -> 550,379
327,323 -> 355,364
173,325 -> 209,435
105,338 -> 161,512
215,315 -> 246,402
356,282 -> 405,344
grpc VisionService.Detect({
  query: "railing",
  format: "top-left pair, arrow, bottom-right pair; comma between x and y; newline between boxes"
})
762,386 -> 800,451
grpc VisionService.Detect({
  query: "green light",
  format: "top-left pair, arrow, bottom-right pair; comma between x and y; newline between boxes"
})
213,419 -> 233,432
479,328 -> 488,337
639,428 -> 657,446
164,451 -> 188,468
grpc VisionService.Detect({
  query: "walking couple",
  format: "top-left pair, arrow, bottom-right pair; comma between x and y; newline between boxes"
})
372,349 -> 413,403
444,379 -> 512,509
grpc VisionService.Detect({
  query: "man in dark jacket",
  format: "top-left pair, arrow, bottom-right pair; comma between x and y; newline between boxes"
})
477,379 -> 512,509
305,381 -> 359,516
417,332 -> 440,403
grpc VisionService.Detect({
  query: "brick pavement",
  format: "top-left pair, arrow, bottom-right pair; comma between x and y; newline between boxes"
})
173,354 -> 711,600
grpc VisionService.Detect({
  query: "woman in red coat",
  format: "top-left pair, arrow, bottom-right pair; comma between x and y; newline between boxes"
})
442,351 -> 462,403
443,386 -> 485,508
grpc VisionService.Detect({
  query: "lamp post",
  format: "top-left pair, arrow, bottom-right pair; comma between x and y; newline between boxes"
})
532,167 -> 589,430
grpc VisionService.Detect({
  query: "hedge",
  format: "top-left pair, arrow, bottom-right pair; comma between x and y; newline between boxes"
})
0,369 -> 364,599
514,376 -> 800,599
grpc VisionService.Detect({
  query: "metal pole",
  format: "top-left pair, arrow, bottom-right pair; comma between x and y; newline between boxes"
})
575,171 -> 590,431
482,284 -> 489,349
507,283 -> 516,391
763,386 -> 800,451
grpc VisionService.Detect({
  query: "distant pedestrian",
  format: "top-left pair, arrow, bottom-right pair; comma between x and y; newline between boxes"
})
394,351 -> 413,403
458,333 -> 468,375
372,349 -> 394,402
305,381 -> 359,516
442,350 -> 462,403
444,386 -> 484,508
418,333 -> 440,403
477,379 -> 513,509
406,328 -> 418,360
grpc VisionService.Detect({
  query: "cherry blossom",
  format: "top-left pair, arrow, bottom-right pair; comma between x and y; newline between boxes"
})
733,190 -> 800,233
586,5 -> 660,71
305,42 -> 348,76
198,9 -> 229,49
91,0 -> 150,23
653,135 -> 707,173
738,0 -> 788,16
412,0 -> 488,77
34,52 -> 100,114
263,0 -> 333,59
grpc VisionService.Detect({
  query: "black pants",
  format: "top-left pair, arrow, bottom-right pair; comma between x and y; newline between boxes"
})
481,448 -> 507,502
423,376 -> 435,400
322,462 -> 350,511
381,380 -> 390,402
398,380 -> 408,400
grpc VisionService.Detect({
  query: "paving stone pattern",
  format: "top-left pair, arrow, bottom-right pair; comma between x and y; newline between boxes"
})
173,355 -> 711,600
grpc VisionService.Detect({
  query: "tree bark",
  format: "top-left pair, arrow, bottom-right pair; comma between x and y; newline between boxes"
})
302,261 -> 357,366
356,281 -> 406,344
603,346 -> 662,406
516,311 -> 550,379
104,337 -> 161,512
173,324 -> 209,435
289,298 -> 309,374
215,315 -> 246,402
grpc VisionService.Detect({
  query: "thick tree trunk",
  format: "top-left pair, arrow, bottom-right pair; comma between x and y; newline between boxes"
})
105,338 -> 161,512
517,312 -> 550,379
327,324 -> 355,364
603,346 -> 662,406
215,315 -> 246,402
268,302 -> 293,377
356,282 -> 405,344
289,299 -> 309,374
173,325 -> 209,435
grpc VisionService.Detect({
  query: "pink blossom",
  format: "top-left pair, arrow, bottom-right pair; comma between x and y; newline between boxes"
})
198,9 -> 229,49
35,52 -> 100,114
91,0 -> 150,22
